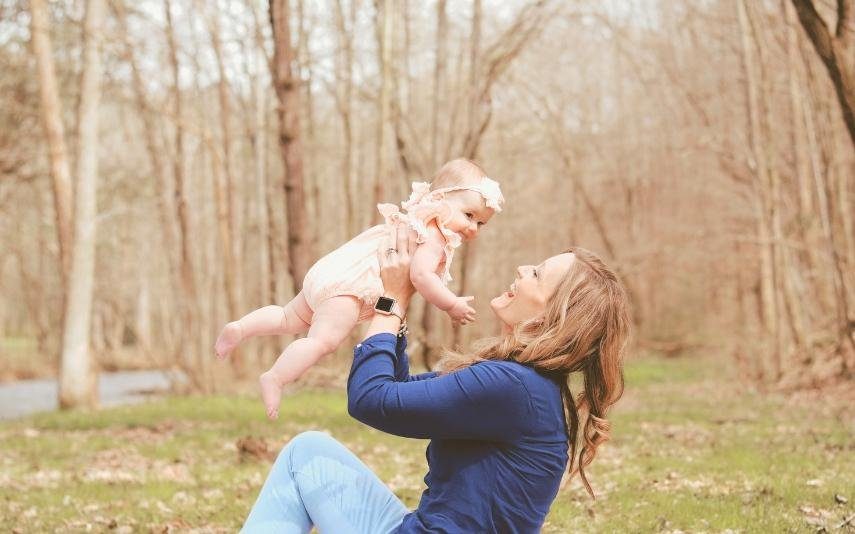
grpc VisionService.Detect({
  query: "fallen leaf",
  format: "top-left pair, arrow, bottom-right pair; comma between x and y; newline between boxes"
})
236,436 -> 276,462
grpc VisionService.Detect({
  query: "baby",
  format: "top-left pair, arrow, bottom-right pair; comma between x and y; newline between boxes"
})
215,158 -> 504,418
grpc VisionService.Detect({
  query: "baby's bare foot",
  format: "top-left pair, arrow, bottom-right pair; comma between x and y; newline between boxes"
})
259,371 -> 283,420
214,321 -> 243,359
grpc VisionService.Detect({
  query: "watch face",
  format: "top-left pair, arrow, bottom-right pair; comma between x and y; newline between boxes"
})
375,296 -> 395,312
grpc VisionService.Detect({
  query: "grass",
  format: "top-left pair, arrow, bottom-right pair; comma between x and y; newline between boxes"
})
1,355 -> 852,533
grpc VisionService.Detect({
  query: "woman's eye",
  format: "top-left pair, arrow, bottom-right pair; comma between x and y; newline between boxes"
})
465,213 -> 473,219
477,222 -> 484,227
533,268 -> 539,278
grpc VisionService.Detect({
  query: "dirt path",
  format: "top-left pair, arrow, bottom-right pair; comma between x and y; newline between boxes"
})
0,370 -> 177,419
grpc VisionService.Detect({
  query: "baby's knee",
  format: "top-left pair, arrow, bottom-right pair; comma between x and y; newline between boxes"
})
307,334 -> 343,356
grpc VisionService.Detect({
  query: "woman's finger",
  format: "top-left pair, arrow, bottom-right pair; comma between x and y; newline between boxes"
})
387,222 -> 398,252
396,222 -> 409,260
379,227 -> 393,268
407,226 -> 418,256
377,243 -> 387,269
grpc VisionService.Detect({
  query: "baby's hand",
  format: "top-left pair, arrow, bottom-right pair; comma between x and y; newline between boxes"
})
445,296 -> 476,325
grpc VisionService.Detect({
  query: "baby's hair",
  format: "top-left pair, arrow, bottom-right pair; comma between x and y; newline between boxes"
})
430,158 -> 487,190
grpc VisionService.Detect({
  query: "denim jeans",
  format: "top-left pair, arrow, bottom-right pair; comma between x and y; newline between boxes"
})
241,431 -> 409,533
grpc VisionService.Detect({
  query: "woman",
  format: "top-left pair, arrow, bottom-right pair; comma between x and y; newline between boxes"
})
242,224 -> 630,533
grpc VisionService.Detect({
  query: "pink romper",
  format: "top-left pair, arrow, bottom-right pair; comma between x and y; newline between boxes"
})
300,183 -> 462,321
300,179 -> 503,322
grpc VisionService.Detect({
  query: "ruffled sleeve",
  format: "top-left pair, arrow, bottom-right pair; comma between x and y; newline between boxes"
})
377,183 -> 464,284
377,203 -> 403,224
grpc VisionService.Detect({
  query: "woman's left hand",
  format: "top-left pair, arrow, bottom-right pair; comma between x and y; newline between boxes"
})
378,222 -> 418,311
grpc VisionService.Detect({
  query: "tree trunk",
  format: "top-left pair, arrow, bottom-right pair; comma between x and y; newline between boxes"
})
791,0 -> 855,148
431,0 -> 448,167
452,0 -> 483,351
737,0 -> 782,380
165,0 -> 206,391
59,0 -> 106,409
114,1 -> 181,347
296,0 -> 320,249
270,0 -> 313,293
30,0 -> 73,292
334,0 -> 356,236
252,58 -> 274,366
374,0 -> 393,213
207,5 -> 243,327
420,0 -> 449,368
799,27 -> 855,374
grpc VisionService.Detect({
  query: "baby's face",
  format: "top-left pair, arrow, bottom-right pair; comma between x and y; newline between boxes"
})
443,190 -> 495,241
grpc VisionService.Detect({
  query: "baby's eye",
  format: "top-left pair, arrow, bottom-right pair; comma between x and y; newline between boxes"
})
465,212 -> 473,219
477,222 -> 484,227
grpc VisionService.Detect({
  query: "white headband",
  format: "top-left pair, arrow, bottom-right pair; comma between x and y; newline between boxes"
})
402,177 -> 505,213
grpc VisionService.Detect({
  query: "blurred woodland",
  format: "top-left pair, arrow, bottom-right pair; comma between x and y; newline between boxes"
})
1,0 -> 854,408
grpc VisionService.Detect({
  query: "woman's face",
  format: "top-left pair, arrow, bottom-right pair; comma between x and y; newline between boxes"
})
490,253 -> 575,330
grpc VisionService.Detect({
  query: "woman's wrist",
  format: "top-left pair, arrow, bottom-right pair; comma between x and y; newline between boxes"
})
363,311 -> 405,341
382,292 -> 411,316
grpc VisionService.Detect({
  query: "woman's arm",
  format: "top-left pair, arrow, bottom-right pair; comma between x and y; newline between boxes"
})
348,335 -> 531,440
391,333 -> 438,383
353,225 -> 528,440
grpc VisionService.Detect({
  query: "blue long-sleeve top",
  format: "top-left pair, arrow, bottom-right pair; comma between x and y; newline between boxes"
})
347,333 -> 569,533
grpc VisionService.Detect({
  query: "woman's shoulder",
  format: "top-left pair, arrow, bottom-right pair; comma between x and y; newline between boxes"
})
469,361 -> 566,432
470,360 -> 561,392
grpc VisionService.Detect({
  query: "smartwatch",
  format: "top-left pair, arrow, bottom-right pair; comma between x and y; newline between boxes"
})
374,296 -> 404,321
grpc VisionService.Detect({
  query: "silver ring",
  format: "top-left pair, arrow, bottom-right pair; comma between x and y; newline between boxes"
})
386,248 -> 398,255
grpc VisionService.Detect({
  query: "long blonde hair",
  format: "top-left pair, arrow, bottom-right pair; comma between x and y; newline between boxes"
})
437,247 -> 630,498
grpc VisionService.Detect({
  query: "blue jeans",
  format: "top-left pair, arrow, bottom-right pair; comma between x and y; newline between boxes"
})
241,431 -> 409,533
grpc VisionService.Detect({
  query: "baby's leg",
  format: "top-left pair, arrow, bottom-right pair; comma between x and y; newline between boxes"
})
259,296 -> 361,419
215,292 -> 313,359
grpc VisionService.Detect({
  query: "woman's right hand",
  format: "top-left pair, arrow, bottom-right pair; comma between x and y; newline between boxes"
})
378,222 -> 418,311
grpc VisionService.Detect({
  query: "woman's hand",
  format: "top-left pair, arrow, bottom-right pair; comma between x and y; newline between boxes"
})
377,222 -> 418,312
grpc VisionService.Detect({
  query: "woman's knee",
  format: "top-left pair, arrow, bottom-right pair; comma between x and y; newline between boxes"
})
281,431 -> 342,469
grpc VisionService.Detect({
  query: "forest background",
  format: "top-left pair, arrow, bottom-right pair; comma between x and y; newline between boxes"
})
3,0 -> 854,395
0,0 -> 854,530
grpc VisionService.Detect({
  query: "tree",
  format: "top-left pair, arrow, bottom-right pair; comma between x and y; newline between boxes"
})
791,0 -> 855,148
30,0 -> 73,292
374,0 -> 393,213
270,0 -> 313,293
58,0 -> 107,408
206,2 -> 243,332
333,0 -> 357,235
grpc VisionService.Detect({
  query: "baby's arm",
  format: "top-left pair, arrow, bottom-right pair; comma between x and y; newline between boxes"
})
409,225 -> 476,324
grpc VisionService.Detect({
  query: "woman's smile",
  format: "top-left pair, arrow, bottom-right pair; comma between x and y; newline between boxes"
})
490,253 -> 575,327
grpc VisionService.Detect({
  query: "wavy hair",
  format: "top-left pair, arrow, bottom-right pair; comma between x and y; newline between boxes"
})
437,247 -> 630,498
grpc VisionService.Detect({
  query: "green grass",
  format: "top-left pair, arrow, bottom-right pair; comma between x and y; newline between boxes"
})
1,356 -> 852,533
